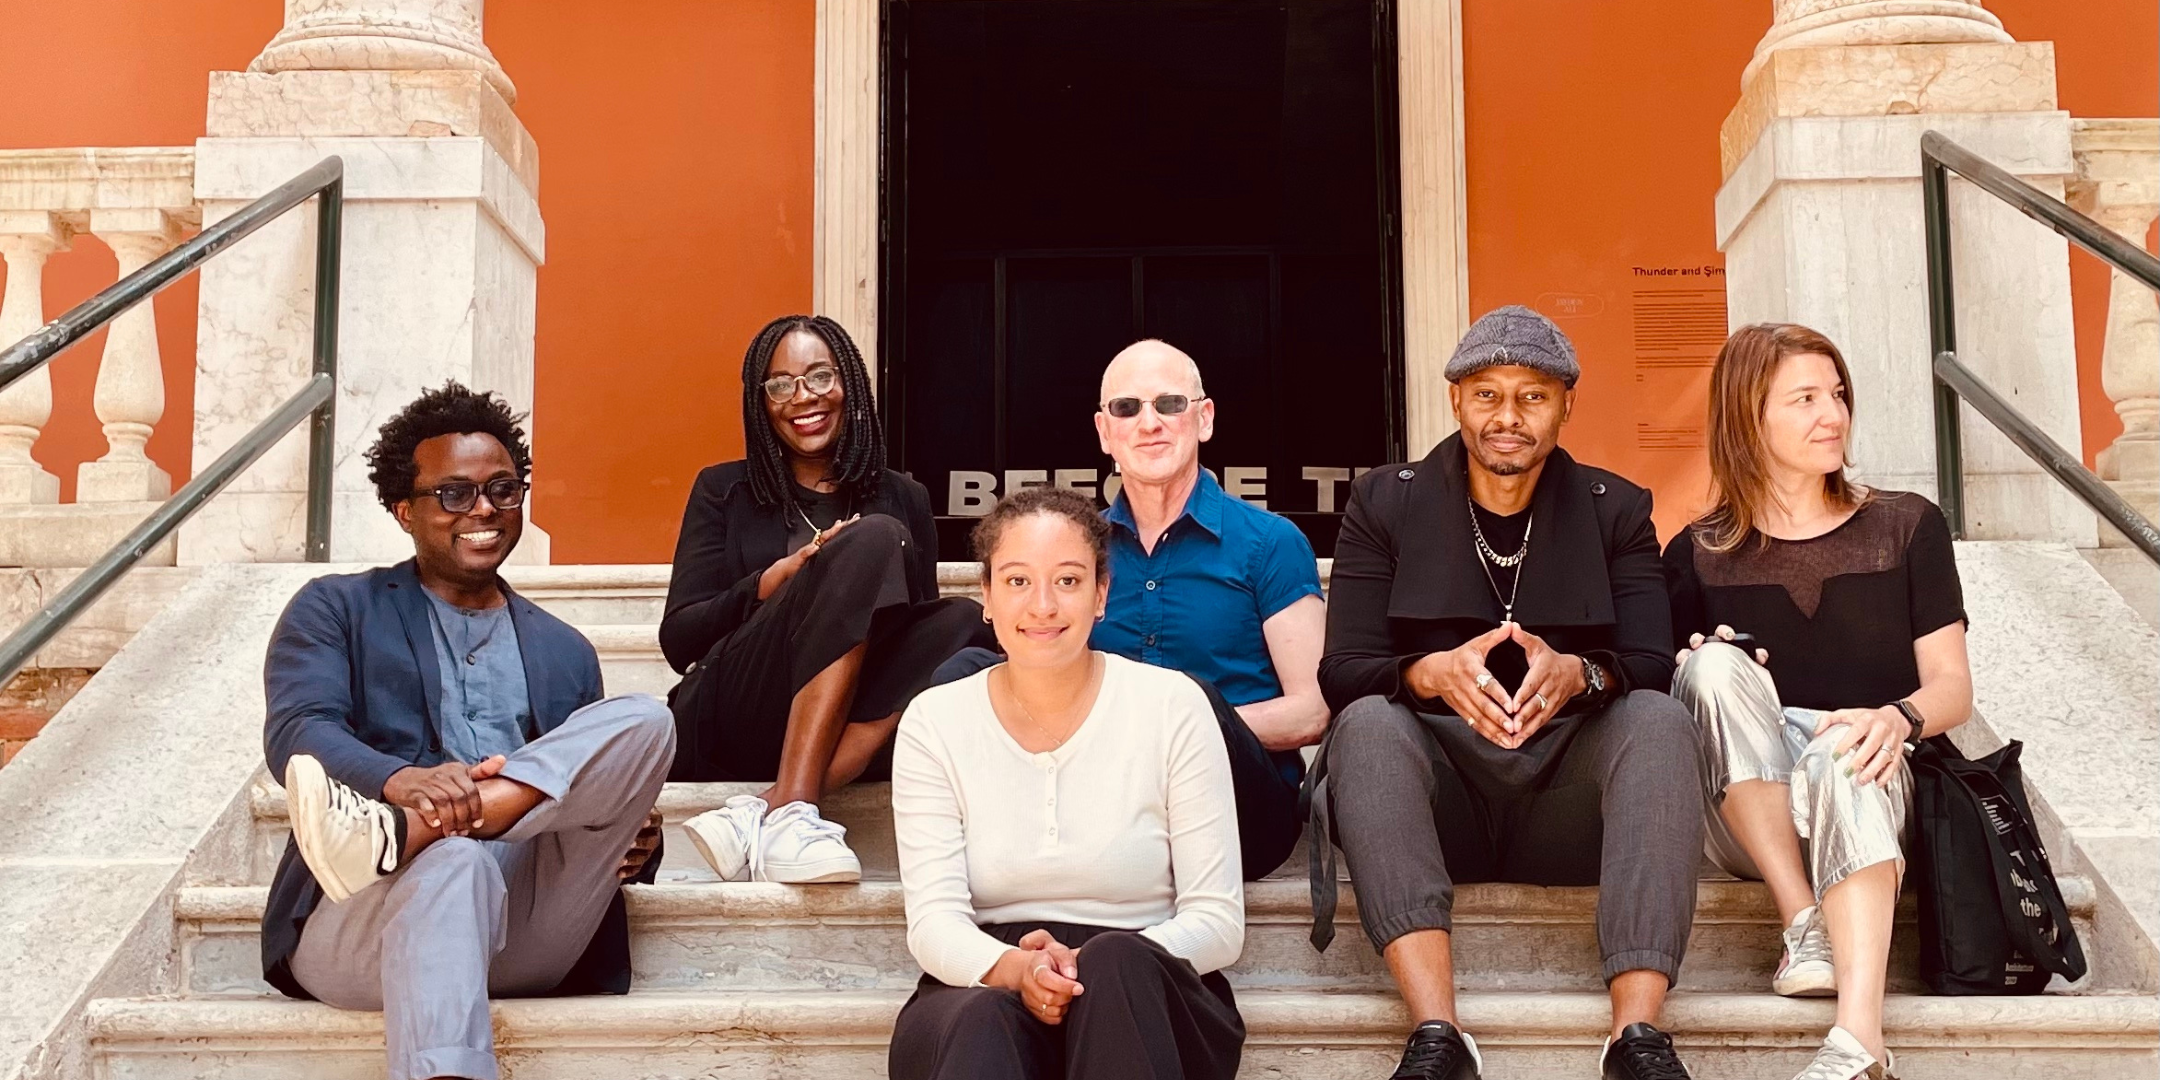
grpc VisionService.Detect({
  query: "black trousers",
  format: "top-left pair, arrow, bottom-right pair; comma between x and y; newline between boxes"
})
667,514 -> 991,782
1324,691 -> 1704,985
888,922 -> 1245,1080
930,648 -> 1303,881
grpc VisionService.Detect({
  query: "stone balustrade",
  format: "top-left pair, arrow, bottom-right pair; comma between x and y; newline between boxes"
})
2069,118 -> 2160,545
0,147 -> 199,564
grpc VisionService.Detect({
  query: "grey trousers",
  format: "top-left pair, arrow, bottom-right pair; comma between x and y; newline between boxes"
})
1326,691 -> 1705,984
1670,642 -> 1911,896
289,694 -> 676,1080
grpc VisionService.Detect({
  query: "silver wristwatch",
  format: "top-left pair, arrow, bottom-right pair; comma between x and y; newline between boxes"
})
1579,655 -> 1607,700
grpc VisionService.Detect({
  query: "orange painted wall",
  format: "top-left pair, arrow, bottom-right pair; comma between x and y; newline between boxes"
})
1464,1 -> 2157,538
1462,0 -> 1767,539
0,0 -> 813,563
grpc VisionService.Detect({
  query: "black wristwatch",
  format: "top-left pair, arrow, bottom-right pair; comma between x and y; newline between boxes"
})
1893,698 -> 1927,749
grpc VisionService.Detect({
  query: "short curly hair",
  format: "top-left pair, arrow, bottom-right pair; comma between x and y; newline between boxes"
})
364,381 -> 533,513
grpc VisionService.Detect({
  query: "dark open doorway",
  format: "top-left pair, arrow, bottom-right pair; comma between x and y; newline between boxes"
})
880,0 -> 1405,557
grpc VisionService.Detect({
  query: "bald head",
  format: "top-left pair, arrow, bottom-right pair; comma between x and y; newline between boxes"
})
1095,338 -> 1214,492
1101,339 -> 1205,402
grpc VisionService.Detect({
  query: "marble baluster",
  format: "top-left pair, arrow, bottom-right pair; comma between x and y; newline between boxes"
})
79,211 -> 184,503
0,213 -> 69,505
2069,119 -> 2160,543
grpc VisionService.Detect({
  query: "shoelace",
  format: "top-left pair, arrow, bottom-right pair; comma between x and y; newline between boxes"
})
1794,1038 -> 1881,1080
324,776 -> 399,875
1790,912 -> 1834,968
1393,1030 -> 1468,1079
1613,1032 -> 1691,1080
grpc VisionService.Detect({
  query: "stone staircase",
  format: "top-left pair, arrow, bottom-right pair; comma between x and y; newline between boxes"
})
39,566 -> 2160,1078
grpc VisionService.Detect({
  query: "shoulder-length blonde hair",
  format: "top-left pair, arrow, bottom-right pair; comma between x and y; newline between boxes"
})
1696,322 -> 1870,553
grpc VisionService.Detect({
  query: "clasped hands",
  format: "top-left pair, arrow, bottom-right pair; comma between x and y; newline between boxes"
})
986,929 -> 1086,1025
380,757 -> 665,878
1405,622 -> 1584,750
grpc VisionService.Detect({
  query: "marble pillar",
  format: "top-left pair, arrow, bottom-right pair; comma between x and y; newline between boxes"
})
180,2 -> 546,565
2068,118 -> 2160,546
1716,1 -> 2092,544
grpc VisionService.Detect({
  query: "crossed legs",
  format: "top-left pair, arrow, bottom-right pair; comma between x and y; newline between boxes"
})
1672,643 -> 1909,1060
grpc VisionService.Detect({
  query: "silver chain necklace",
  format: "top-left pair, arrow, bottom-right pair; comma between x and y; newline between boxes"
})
1469,497 -> 1533,622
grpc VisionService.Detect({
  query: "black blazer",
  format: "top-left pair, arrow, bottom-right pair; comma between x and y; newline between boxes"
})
660,462 -> 941,673
259,561 -> 648,1000
1318,434 -> 1674,714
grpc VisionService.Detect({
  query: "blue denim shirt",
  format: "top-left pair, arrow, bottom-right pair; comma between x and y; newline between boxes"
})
1095,470 -> 1324,783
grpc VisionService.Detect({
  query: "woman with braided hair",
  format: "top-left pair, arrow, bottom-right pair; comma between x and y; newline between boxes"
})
663,315 -> 992,883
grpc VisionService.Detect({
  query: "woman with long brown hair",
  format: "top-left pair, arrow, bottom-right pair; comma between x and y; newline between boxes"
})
1665,323 -> 1974,1080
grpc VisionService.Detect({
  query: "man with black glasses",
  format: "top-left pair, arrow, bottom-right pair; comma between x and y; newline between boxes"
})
1311,307 -> 1704,1080
261,382 -> 673,1080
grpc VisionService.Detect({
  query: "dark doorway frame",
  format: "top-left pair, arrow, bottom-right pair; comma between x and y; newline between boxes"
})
875,0 -> 1410,488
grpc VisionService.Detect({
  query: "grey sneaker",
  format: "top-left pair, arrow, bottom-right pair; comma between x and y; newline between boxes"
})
1792,1027 -> 1896,1080
682,795 -> 767,881
1773,904 -> 1836,997
283,754 -> 403,903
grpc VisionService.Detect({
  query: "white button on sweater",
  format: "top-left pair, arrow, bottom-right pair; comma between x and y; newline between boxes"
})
892,653 -> 1246,988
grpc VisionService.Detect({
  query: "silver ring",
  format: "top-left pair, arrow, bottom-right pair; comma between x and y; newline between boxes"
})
1474,672 -> 1494,689
1534,692 -> 1549,710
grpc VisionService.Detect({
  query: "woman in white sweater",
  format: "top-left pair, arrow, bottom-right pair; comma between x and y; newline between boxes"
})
887,486 -> 1246,1080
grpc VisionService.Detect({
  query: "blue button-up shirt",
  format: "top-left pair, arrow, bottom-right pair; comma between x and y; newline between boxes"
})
1094,470 -> 1324,784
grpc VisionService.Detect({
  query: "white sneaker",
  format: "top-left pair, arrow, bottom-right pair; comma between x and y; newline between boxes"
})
756,801 -> 861,883
682,795 -> 767,881
1792,1026 -> 1896,1080
1773,904 -> 1837,997
283,754 -> 402,903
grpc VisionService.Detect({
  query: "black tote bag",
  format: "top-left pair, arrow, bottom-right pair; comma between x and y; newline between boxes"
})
1909,735 -> 2087,994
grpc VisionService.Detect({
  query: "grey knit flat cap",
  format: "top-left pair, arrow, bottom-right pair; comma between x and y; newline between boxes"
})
1444,304 -> 1580,387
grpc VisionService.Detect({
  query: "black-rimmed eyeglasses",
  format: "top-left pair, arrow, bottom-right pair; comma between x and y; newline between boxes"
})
1101,394 -> 1206,419
412,478 -> 528,514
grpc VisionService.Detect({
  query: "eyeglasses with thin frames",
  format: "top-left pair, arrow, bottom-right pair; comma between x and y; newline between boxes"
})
412,477 -> 528,514
1100,394 -> 1205,419
762,367 -> 839,403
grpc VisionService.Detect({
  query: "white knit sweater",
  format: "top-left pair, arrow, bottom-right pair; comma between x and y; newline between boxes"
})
892,653 -> 1246,988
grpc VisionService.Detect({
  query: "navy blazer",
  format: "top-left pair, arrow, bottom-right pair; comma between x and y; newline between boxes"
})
259,560 -> 637,999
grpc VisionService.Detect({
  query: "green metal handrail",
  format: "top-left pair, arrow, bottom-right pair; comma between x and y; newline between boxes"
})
0,156 -> 345,683
1922,130 -> 2160,563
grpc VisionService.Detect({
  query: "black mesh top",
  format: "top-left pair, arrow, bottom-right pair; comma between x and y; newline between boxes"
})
1662,491 -> 1967,711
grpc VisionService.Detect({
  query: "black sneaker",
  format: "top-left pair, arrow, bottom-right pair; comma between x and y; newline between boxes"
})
1601,1023 -> 1693,1080
1390,1020 -> 1482,1079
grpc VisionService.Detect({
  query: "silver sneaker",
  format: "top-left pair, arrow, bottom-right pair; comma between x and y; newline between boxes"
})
1792,1027 -> 1897,1080
283,754 -> 402,903
682,795 -> 767,881
1773,904 -> 1836,997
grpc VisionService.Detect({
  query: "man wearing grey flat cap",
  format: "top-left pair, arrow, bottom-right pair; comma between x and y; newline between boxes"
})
1305,305 -> 1705,1080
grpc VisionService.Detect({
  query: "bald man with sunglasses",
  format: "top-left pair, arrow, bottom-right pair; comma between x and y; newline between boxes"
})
1096,339 -> 1328,879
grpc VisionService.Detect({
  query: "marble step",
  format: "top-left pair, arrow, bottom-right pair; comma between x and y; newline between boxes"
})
580,622 -> 675,697
505,561 -> 999,629
173,872 -> 2094,998
81,988 -> 2159,1080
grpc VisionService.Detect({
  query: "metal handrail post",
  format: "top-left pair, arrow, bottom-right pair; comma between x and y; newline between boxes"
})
306,177 -> 343,563
1922,152 -> 1966,538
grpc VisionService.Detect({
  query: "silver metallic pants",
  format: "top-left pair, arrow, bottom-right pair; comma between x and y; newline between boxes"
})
1669,642 -> 1910,896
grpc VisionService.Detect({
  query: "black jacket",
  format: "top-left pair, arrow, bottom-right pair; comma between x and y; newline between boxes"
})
260,561 -> 650,1000
660,462 -> 941,673
1318,434 -> 1674,714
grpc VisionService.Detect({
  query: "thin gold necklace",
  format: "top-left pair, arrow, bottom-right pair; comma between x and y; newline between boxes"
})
999,655 -> 1102,750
